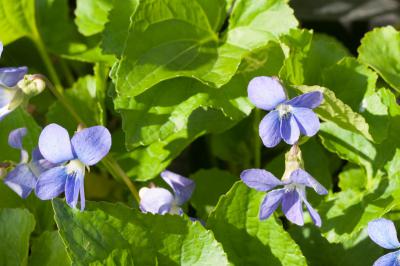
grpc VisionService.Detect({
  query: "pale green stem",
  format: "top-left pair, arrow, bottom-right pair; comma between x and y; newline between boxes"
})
102,156 -> 140,202
40,75 -> 85,125
32,37 -> 63,94
59,60 -> 75,87
94,63 -> 109,125
254,109 -> 261,168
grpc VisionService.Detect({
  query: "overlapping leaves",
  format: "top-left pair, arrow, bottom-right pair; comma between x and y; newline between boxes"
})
207,182 -> 307,265
107,0 -> 298,98
53,199 -> 229,265
0,0 -> 400,264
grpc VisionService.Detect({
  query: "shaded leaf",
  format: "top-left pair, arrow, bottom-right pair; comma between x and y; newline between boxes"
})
280,29 -> 349,86
0,183 -> 55,234
29,231 -> 70,266
0,208 -> 35,266
190,168 -> 238,219
46,75 -> 104,131
289,225 -> 381,266
101,0 -> 139,56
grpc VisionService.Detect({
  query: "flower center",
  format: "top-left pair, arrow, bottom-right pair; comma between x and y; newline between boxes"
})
276,104 -> 292,118
66,159 -> 86,178
169,203 -> 182,215
284,183 -> 305,193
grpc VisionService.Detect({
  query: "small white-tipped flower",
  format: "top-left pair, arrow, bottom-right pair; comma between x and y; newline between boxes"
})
18,74 -> 46,96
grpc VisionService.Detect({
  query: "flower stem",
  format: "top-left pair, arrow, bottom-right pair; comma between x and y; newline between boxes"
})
94,63 -> 109,125
33,37 -> 140,203
32,37 -> 63,95
41,75 -> 85,125
59,60 -> 75,87
254,109 -> 261,168
102,156 -> 140,202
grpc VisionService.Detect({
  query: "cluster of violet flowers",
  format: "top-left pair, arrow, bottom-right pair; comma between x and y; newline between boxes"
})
0,43 -> 195,214
0,42 -> 395,265
138,76 -> 329,222
0,43 -> 113,211
4,124 -> 112,210
242,76 -> 327,227
244,76 -> 396,266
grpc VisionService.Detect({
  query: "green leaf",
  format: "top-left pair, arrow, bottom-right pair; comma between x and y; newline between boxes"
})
46,75 -> 104,131
289,225 -> 381,266
0,0 -> 115,64
115,41 -> 284,181
29,231 -> 70,266
338,165 -> 367,191
113,74 -> 251,180
280,29 -> 349,86
0,208 -> 35,266
296,85 -> 373,142
89,249 -> 134,266
322,57 -> 393,143
36,0 -> 115,63
0,0 -> 36,45
101,0 -> 139,56
322,57 -> 377,111
358,26 -> 400,92
318,122 -> 400,242
319,117 -> 400,178
207,182 -> 307,266
190,168 -> 238,219
110,0 -> 297,97
0,183 -> 55,234
319,177 -> 400,243
36,0 -> 80,53
118,107 -> 245,181
116,76 -> 252,149
358,89 -> 391,143
75,0 -> 113,36
53,199 -> 229,265
0,108 -> 41,162
210,118 -> 253,169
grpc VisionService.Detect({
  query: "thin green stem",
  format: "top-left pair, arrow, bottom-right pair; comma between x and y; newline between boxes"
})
59,60 -> 75,87
253,109 -> 261,168
32,37 -> 63,94
102,156 -> 140,202
40,76 -> 85,125
94,63 -> 109,125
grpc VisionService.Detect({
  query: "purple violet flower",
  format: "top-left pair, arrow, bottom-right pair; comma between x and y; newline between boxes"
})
35,123 -> 111,210
3,128 -> 54,198
0,42 -> 29,121
139,170 -> 195,215
368,218 -> 400,266
241,168 -> 327,227
248,76 -> 323,147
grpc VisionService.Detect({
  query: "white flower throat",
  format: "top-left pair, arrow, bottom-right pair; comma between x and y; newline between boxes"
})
276,104 -> 292,119
66,159 -> 86,178
284,183 -> 305,193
